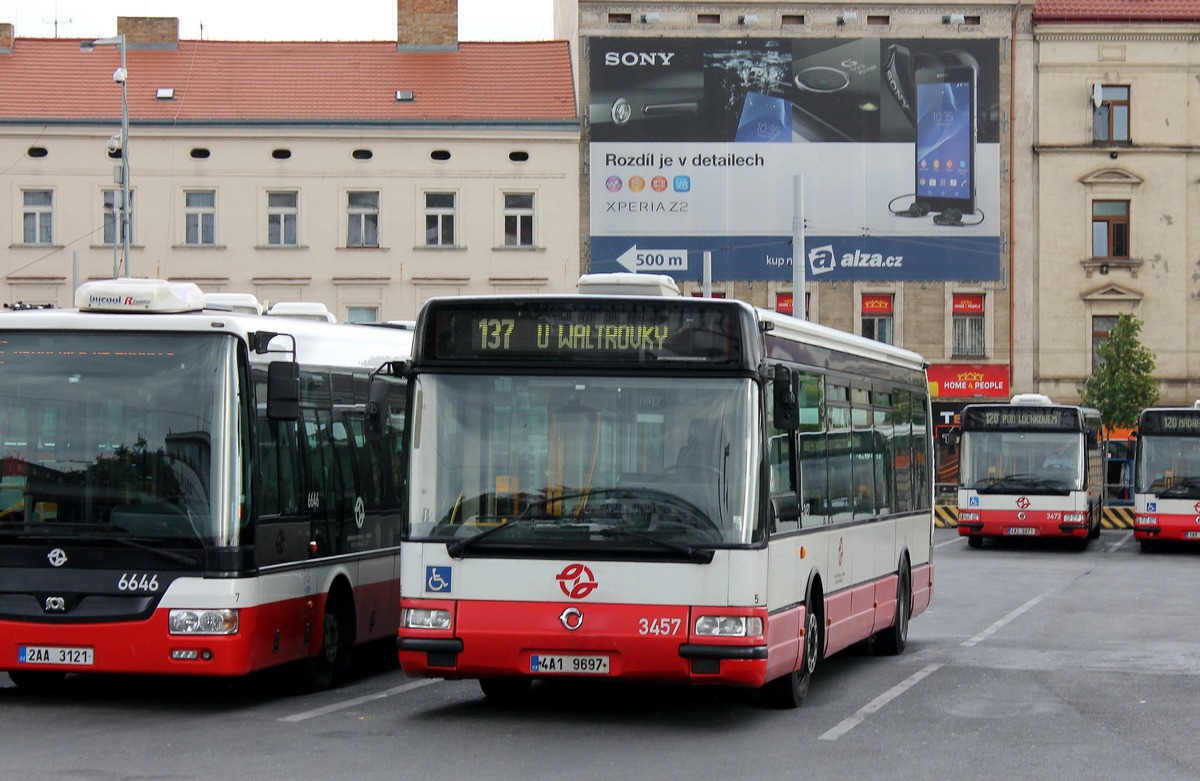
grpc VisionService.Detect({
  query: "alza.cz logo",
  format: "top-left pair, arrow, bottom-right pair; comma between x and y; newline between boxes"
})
556,563 -> 599,599
808,245 -> 904,275
604,51 -> 676,66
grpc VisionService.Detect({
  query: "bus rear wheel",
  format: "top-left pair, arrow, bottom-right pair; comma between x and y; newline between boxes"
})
966,535 -> 983,549
761,592 -> 820,709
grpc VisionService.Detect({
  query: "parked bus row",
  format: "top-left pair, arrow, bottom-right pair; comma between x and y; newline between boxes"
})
8,273 -> 1191,705
956,393 -> 1200,553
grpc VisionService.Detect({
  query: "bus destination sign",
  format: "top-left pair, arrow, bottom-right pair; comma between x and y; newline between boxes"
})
1139,410 -> 1200,436
425,300 -> 745,366
963,406 -> 1080,431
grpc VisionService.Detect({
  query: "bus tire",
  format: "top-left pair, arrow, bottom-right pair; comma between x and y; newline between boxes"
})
480,678 -> 532,702
297,588 -> 354,693
874,560 -> 910,656
7,670 -> 67,692
966,535 -> 983,549
761,590 -> 820,709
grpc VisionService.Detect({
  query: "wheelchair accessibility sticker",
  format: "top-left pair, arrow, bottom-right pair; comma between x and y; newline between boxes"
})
969,496 -> 980,507
426,565 -> 452,594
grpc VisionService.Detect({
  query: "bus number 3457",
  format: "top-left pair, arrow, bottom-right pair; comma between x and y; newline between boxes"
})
638,618 -> 681,635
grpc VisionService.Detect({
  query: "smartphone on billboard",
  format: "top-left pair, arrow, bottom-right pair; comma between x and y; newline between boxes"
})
914,64 -> 976,215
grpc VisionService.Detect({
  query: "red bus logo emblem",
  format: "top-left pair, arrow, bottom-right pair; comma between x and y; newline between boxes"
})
1016,496 -> 1031,510
556,563 -> 598,599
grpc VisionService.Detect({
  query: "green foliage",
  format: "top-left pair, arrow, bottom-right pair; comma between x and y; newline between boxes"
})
1080,313 -> 1159,429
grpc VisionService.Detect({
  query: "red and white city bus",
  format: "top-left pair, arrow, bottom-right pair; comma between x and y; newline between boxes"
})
1132,402 -> 1200,551
394,282 -> 934,707
0,278 -> 409,691
957,394 -> 1103,549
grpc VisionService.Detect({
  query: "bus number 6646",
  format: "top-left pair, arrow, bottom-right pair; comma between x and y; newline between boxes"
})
118,573 -> 160,592
638,617 -> 681,635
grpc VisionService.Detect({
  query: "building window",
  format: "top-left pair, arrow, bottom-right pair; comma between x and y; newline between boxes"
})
184,190 -> 216,246
102,189 -> 134,246
346,306 -> 379,324
1092,200 -> 1129,259
267,191 -> 298,246
1092,315 -> 1119,369
861,294 -> 894,345
347,191 -> 380,247
1093,85 -> 1129,143
503,192 -> 535,247
952,294 -> 985,357
425,192 -> 456,247
22,189 -> 53,245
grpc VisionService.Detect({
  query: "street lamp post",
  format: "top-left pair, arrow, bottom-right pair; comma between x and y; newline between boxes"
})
81,34 -> 131,278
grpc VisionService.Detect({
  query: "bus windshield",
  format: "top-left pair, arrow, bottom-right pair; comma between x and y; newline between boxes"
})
1136,435 -> 1200,497
959,431 -> 1082,493
407,373 -> 760,550
0,331 -> 238,548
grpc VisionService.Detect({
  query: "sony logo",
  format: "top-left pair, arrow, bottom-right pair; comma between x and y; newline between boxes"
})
605,51 -> 676,67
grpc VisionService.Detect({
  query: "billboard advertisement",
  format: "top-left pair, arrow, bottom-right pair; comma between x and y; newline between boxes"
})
588,37 -> 1002,282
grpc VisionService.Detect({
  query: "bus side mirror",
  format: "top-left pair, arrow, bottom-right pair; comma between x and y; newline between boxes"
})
267,361 -> 300,421
773,365 -> 799,431
365,379 -> 390,441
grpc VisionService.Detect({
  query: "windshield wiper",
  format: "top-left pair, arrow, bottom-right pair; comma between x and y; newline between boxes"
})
1158,476 -> 1200,498
975,474 -> 1070,493
78,534 -> 200,566
446,518 -> 535,558
595,526 -> 713,562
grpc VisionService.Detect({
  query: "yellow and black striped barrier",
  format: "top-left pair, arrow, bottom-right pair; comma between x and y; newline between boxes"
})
933,505 -> 1135,529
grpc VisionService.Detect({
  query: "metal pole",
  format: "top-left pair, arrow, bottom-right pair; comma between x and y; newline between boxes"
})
792,175 -> 806,320
118,36 -> 131,277
703,251 -> 712,297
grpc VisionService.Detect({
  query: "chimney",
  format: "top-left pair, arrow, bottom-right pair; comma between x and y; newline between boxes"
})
117,16 -> 179,50
396,0 -> 458,52
0,23 -> 13,54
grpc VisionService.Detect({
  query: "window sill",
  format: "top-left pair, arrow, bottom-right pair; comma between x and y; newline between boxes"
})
413,244 -> 466,251
171,243 -> 227,250
10,243 -> 61,250
1081,257 -> 1141,277
338,245 -> 389,251
254,244 -> 310,250
492,245 -> 544,252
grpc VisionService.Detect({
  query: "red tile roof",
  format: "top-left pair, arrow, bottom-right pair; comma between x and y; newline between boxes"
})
1035,0 -> 1200,23
0,38 -> 577,123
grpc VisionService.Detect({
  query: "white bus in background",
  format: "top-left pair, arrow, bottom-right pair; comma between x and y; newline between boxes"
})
394,279 -> 934,708
0,279 -> 409,691
1132,402 -> 1200,551
957,394 -> 1103,549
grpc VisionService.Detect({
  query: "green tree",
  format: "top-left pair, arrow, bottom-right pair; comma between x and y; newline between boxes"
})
1080,313 -> 1159,428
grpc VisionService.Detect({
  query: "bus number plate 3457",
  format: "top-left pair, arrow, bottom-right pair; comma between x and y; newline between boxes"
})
530,654 -> 610,674
18,645 -> 94,666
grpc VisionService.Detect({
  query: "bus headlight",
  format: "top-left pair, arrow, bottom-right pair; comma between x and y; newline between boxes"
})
694,615 -> 763,637
169,609 -> 238,635
404,608 -> 451,630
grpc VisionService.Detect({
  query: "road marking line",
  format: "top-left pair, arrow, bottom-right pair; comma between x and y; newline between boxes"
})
279,678 -> 440,722
818,663 -> 943,741
935,536 -> 964,549
961,588 -> 1053,648
1107,531 -> 1133,552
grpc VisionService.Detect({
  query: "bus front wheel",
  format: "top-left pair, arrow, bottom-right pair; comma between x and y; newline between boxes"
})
761,591 -> 820,709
